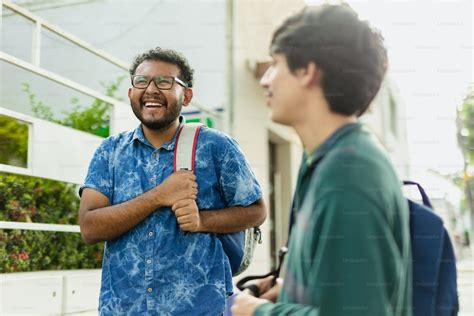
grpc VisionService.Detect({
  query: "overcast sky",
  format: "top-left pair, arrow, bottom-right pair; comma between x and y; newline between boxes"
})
338,0 -> 473,176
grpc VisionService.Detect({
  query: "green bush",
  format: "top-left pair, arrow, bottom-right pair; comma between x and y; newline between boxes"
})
0,172 -> 103,273
0,115 -> 28,168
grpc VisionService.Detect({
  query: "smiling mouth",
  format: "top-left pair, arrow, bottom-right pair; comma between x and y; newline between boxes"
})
143,101 -> 165,108
264,93 -> 272,105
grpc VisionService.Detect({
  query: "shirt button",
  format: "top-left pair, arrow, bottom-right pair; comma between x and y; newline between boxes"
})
147,288 -> 153,293
152,152 -> 157,158
150,176 -> 156,182
147,259 -> 152,264
148,231 -> 153,237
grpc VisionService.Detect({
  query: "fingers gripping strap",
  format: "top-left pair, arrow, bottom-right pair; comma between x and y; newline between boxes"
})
174,123 -> 203,172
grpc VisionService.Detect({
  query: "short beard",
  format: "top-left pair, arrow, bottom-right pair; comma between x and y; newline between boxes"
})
131,101 -> 182,131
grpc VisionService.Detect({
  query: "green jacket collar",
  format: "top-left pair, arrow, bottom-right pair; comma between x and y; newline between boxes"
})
304,122 -> 362,167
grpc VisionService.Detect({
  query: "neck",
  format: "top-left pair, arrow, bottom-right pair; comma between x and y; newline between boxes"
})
142,119 -> 180,148
294,111 -> 357,153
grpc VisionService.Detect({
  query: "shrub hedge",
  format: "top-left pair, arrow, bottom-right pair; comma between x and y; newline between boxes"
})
0,172 -> 103,273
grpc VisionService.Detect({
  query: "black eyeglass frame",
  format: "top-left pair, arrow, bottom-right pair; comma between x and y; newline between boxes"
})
131,75 -> 189,90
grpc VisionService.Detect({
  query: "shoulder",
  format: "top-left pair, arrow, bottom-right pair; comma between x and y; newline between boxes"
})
308,129 -> 407,226
197,127 -> 241,154
91,130 -> 135,163
315,129 -> 397,191
198,126 -> 236,144
99,130 -> 135,150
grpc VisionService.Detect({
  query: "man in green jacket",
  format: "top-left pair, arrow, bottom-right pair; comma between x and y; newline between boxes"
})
232,3 -> 412,316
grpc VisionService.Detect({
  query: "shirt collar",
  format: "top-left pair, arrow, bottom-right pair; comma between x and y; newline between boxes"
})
130,116 -> 186,151
304,121 -> 362,167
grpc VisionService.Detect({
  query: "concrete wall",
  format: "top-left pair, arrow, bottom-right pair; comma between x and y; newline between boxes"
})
1,270 -> 101,315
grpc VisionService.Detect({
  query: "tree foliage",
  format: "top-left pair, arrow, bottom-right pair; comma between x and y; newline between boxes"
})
22,76 -> 125,138
457,86 -> 474,165
456,84 -> 474,245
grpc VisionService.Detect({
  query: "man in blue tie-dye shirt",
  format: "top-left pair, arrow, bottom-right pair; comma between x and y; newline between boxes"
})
78,47 -> 266,315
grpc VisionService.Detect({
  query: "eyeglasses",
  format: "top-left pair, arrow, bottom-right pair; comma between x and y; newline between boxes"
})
131,75 -> 188,90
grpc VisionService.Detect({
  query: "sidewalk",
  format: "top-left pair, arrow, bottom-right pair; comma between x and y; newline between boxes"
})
457,258 -> 474,315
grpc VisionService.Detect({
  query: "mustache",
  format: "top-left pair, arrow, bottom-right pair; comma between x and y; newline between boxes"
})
141,94 -> 167,105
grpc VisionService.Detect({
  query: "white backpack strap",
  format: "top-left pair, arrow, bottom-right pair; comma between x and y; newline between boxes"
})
173,123 -> 204,171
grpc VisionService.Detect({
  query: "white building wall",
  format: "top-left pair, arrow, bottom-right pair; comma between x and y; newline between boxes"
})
362,77 -> 411,179
231,0 -> 306,275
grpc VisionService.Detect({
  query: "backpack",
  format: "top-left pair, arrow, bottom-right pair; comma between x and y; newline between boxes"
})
174,123 -> 262,276
404,181 -> 459,316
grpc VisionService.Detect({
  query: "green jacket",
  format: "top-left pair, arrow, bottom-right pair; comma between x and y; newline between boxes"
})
255,122 -> 412,316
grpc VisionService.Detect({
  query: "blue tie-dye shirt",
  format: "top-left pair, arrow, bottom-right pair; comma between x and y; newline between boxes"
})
81,118 -> 262,315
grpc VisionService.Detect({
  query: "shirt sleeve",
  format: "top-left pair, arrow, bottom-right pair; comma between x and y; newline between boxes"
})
79,137 -> 115,200
254,190 -> 408,316
215,135 -> 262,207
254,302 -> 319,316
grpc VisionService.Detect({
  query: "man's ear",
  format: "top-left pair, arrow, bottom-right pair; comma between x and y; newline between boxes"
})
182,88 -> 193,107
128,88 -> 132,98
298,62 -> 322,88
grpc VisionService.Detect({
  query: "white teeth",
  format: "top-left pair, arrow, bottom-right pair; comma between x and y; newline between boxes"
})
144,102 -> 163,107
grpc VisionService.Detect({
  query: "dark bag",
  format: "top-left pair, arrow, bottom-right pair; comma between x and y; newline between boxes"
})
405,181 -> 459,316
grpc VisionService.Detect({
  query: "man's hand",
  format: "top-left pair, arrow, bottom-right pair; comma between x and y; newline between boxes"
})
78,172 -> 198,244
231,292 -> 268,316
156,171 -> 197,207
172,199 -> 201,232
258,277 -> 283,302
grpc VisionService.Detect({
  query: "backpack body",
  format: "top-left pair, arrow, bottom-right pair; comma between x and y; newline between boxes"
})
404,181 -> 459,316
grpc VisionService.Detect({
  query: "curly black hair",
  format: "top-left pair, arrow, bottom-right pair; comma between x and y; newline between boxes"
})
129,47 -> 194,88
271,4 -> 388,116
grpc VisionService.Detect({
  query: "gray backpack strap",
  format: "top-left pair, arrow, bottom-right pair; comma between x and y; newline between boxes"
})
173,123 -> 204,171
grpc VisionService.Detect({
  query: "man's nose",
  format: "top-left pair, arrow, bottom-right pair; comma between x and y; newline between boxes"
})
145,79 -> 160,93
260,66 -> 273,88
